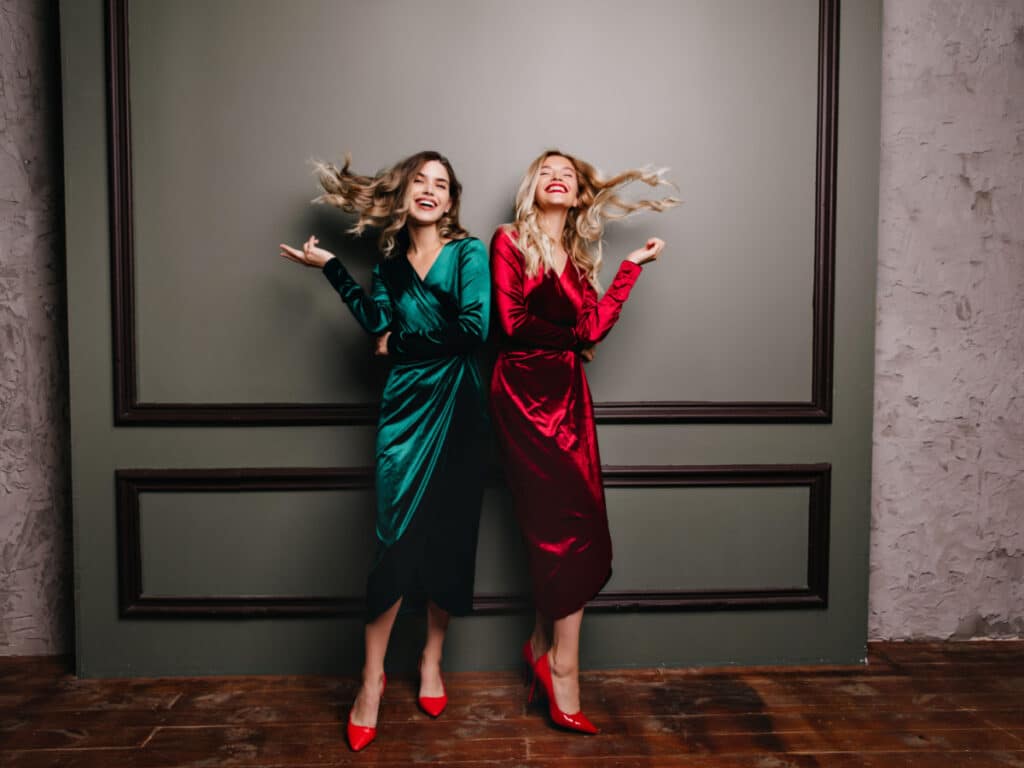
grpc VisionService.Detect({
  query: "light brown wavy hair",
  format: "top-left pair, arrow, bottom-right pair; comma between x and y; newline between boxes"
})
512,149 -> 680,290
314,150 -> 469,258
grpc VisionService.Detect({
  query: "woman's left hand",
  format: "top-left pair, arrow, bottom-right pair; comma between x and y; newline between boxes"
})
375,332 -> 391,357
626,237 -> 666,266
581,345 -> 597,363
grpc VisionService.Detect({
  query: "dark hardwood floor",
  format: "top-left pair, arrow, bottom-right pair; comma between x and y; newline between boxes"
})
1,642 -> 1022,766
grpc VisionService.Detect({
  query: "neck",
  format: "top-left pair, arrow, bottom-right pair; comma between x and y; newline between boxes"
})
536,207 -> 569,246
406,221 -> 443,255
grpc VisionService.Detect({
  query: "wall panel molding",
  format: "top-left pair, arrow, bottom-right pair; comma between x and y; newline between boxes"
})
115,464 -> 831,617
106,0 -> 839,425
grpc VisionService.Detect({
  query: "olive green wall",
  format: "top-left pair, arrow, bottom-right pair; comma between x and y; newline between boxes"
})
61,0 -> 881,676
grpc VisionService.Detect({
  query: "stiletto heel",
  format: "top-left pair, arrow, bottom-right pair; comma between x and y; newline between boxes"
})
522,639 -> 538,700
533,653 -> 599,734
522,638 -> 536,669
346,673 -> 386,751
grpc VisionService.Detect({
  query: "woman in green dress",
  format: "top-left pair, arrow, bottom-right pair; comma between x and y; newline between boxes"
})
279,150 -> 490,751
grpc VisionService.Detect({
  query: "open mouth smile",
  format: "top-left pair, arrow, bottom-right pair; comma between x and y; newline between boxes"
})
545,183 -> 569,193
415,197 -> 438,210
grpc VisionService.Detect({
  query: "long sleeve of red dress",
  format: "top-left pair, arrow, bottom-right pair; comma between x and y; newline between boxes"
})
490,228 -> 641,349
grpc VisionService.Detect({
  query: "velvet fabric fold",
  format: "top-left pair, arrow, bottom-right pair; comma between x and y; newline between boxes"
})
488,228 -> 641,619
323,237 -> 490,618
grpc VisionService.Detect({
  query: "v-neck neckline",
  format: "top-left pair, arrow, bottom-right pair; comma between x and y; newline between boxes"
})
554,256 -> 573,282
407,240 -> 452,283
552,253 -> 570,280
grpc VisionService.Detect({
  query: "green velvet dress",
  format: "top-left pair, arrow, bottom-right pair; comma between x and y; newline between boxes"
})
322,236 -> 490,619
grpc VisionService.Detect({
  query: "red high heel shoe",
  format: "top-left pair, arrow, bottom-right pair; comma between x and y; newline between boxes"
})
522,639 -> 537,690
418,679 -> 448,718
346,673 -> 386,751
532,653 -> 599,734
522,638 -> 536,668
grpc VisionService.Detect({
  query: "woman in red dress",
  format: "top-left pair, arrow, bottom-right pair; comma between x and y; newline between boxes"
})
489,150 -> 679,733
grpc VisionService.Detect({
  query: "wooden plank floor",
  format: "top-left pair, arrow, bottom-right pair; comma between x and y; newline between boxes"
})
1,642 -> 1023,767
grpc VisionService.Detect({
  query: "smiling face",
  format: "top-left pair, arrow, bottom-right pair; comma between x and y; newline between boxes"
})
533,154 -> 579,211
405,159 -> 452,225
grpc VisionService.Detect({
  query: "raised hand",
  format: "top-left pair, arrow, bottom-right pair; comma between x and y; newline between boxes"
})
626,237 -> 665,266
279,235 -> 335,268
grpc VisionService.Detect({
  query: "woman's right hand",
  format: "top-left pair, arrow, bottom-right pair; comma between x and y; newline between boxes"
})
626,237 -> 665,266
279,235 -> 335,268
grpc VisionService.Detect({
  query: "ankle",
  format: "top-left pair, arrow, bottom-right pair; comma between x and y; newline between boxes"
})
420,653 -> 443,671
361,667 -> 385,690
548,655 -> 579,679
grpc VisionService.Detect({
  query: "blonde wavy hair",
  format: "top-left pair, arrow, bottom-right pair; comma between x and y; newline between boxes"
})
314,150 -> 469,258
512,150 -> 680,290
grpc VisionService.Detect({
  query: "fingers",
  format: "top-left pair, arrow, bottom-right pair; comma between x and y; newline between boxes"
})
279,243 -> 304,262
645,237 -> 665,260
373,331 -> 391,357
279,238 -> 320,265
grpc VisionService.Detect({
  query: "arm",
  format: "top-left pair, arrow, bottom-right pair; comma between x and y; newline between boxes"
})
387,238 -> 491,358
573,236 -> 665,343
573,260 -> 642,345
322,258 -> 393,335
490,228 -> 579,349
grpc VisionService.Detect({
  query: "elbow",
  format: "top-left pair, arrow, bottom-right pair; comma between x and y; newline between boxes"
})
576,322 -> 608,346
462,320 -> 488,346
497,313 -> 518,339
363,319 -> 390,336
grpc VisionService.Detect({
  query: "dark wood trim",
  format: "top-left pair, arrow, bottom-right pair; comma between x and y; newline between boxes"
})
106,0 -> 839,425
811,0 -> 839,423
107,0 -> 137,424
115,464 -> 831,617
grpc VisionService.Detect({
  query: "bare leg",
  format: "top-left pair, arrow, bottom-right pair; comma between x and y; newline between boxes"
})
419,600 -> 449,697
530,609 -> 553,661
549,607 -> 584,714
349,597 -> 402,727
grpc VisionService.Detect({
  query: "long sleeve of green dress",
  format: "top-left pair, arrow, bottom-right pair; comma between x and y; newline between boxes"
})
322,258 -> 393,335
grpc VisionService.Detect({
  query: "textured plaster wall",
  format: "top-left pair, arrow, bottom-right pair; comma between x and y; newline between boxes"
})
870,0 -> 1024,639
0,0 -> 70,655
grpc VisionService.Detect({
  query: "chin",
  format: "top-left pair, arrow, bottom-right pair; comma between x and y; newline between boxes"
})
536,198 -> 572,211
408,212 -> 442,225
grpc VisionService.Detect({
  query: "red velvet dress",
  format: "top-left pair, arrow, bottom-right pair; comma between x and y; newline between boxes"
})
489,228 -> 643,619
